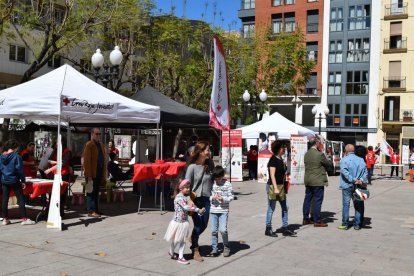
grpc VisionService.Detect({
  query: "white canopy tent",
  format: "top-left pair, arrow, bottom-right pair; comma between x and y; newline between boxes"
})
0,64 -> 160,229
236,112 -> 316,140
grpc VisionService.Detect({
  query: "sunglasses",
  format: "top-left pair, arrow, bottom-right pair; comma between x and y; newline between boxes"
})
95,133 -> 101,135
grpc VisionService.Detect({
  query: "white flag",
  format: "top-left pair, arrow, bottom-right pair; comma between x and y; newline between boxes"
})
380,138 -> 393,157
209,36 -> 230,131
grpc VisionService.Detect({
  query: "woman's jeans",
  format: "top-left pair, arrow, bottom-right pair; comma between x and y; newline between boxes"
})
266,184 -> 288,228
2,183 -> 27,219
191,196 -> 211,249
210,212 -> 229,251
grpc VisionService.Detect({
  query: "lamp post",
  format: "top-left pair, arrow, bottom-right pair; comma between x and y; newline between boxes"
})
242,89 -> 268,123
312,105 -> 330,134
91,46 -> 123,89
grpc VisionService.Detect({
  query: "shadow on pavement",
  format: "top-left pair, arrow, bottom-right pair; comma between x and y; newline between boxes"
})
62,217 -> 106,230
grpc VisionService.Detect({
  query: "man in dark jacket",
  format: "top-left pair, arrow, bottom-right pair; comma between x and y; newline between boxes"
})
0,139 -> 35,225
303,137 -> 331,227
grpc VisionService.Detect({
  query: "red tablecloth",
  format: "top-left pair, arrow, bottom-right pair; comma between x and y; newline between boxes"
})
133,162 -> 186,183
16,180 -> 69,199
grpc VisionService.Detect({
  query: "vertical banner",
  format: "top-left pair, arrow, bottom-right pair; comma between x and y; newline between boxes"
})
402,138 -> 409,165
209,36 -> 230,131
290,135 -> 308,185
257,132 -> 277,183
222,130 -> 242,181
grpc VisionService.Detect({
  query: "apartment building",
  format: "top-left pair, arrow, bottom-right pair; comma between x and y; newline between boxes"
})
324,0 -> 380,145
377,0 -> 414,159
238,0 -> 324,128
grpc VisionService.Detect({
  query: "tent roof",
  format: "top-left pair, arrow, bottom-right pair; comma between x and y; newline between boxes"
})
0,64 -> 160,124
130,85 -> 209,127
236,112 -> 316,140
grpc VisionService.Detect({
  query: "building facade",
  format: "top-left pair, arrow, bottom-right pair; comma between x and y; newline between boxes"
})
238,0 -> 325,129
377,0 -> 414,160
324,0 -> 380,146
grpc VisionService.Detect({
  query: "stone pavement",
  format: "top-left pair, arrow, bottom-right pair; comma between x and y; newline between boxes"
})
0,172 -> 414,276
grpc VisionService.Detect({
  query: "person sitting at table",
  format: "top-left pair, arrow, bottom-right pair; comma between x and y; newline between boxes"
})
38,140 -> 56,179
108,139 -> 119,161
108,152 -> 132,181
44,137 -> 72,218
0,139 -> 35,225
20,141 -> 37,178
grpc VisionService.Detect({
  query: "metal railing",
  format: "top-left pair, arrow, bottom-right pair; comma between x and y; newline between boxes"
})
305,88 -> 317,95
307,23 -> 319,33
384,37 -> 407,50
383,76 -> 406,89
385,2 -> 408,16
382,109 -> 414,122
307,50 -> 318,62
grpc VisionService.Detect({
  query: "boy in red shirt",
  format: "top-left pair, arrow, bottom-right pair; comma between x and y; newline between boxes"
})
247,145 -> 258,180
365,146 -> 376,184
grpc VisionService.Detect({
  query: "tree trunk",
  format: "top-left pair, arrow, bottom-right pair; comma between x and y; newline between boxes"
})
172,128 -> 183,159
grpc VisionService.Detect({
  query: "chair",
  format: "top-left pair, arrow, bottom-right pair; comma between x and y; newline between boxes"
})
67,174 -> 78,197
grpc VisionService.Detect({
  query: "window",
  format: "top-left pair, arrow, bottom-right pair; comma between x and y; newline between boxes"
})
330,7 -> 343,31
389,22 -> 403,49
306,41 -> 318,62
243,23 -> 255,38
347,38 -> 369,62
305,73 -> 317,95
307,10 -> 319,33
346,71 -> 369,95
9,45 -> 26,63
54,8 -> 65,25
345,104 -> 368,127
272,14 -> 282,34
308,0 -> 318,2
285,0 -> 295,4
284,12 -> 295,33
329,40 -> 342,63
272,0 -> 282,6
243,0 -> 255,9
348,5 -> 370,30
328,72 -> 341,95
327,104 -> 341,126
48,55 -> 61,68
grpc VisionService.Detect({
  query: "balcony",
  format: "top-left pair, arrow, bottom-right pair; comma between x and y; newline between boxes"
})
384,3 -> 408,20
384,37 -> 407,53
382,109 -> 414,123
382,76 -> 406,92
305,88 -> 317,95
307,50 -> 318,62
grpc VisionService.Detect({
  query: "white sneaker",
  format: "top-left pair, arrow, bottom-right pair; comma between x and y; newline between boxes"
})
21,219 -> 35,225
2,219 -> 11,225
0,217 -> 3,221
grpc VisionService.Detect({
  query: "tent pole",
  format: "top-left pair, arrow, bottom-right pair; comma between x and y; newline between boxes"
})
229,129 -> 231,182
161,125 -> 163,160
156,123 -> 160,160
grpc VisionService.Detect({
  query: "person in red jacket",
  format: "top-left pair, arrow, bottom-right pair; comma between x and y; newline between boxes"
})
247,145 -> 258,180
365,146 -> 376,184
20,142 -> 36,178
390,149 -> 400,177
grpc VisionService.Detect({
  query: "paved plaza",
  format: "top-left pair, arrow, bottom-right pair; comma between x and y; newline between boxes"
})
0,170 -> 413,275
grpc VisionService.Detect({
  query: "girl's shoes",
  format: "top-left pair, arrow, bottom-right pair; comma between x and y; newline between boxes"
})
177,257 -> 189,265
2,219 -> 11,226
169,252 -> 179,260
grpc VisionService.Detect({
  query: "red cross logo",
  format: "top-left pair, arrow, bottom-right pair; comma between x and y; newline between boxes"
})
63,97 -> 70,106
216,105 -> 221,111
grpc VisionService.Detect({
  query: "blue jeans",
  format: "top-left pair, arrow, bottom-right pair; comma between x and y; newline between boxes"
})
265,185 -> 288,229
210,212 -> 229,251
302,186 -> 325,223
367,167 -> 374,184
86,177 -> 101,213
342,186 -> 364,227
191,196 -> 211,249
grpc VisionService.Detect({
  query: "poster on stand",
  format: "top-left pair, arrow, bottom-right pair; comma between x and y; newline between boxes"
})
221,130 -> 242,181
257,132 -> 277,183
290,135 -> 308,184
402,139 -> 409,165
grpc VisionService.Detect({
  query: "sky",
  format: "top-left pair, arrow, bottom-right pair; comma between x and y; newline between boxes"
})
152,0 -> 241,31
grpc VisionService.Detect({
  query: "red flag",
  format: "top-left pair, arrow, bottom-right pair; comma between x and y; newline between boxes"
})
209,36 -> 230,130
380,138 -> 393,157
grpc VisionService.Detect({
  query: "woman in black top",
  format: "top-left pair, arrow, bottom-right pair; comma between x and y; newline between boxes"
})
265,140 -> 296,237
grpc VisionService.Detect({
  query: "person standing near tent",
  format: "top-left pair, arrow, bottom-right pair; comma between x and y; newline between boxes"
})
365,146 -> 376,184
21,142 -> 37,177
108,139 -> 119,161
83,128 -> 107,218
247,145 -> 258,180
302,137 -> 331,227
185,141 -> 214,262
390,149 -> 400,178
1,139 -> 35,225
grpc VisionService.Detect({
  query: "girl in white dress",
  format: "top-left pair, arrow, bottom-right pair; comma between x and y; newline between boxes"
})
164,179 -> 205,264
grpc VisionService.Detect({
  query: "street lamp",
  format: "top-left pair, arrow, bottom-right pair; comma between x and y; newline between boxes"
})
91,46 -> 123,88
242,89 -> 267,122
312,105 -> 330,134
